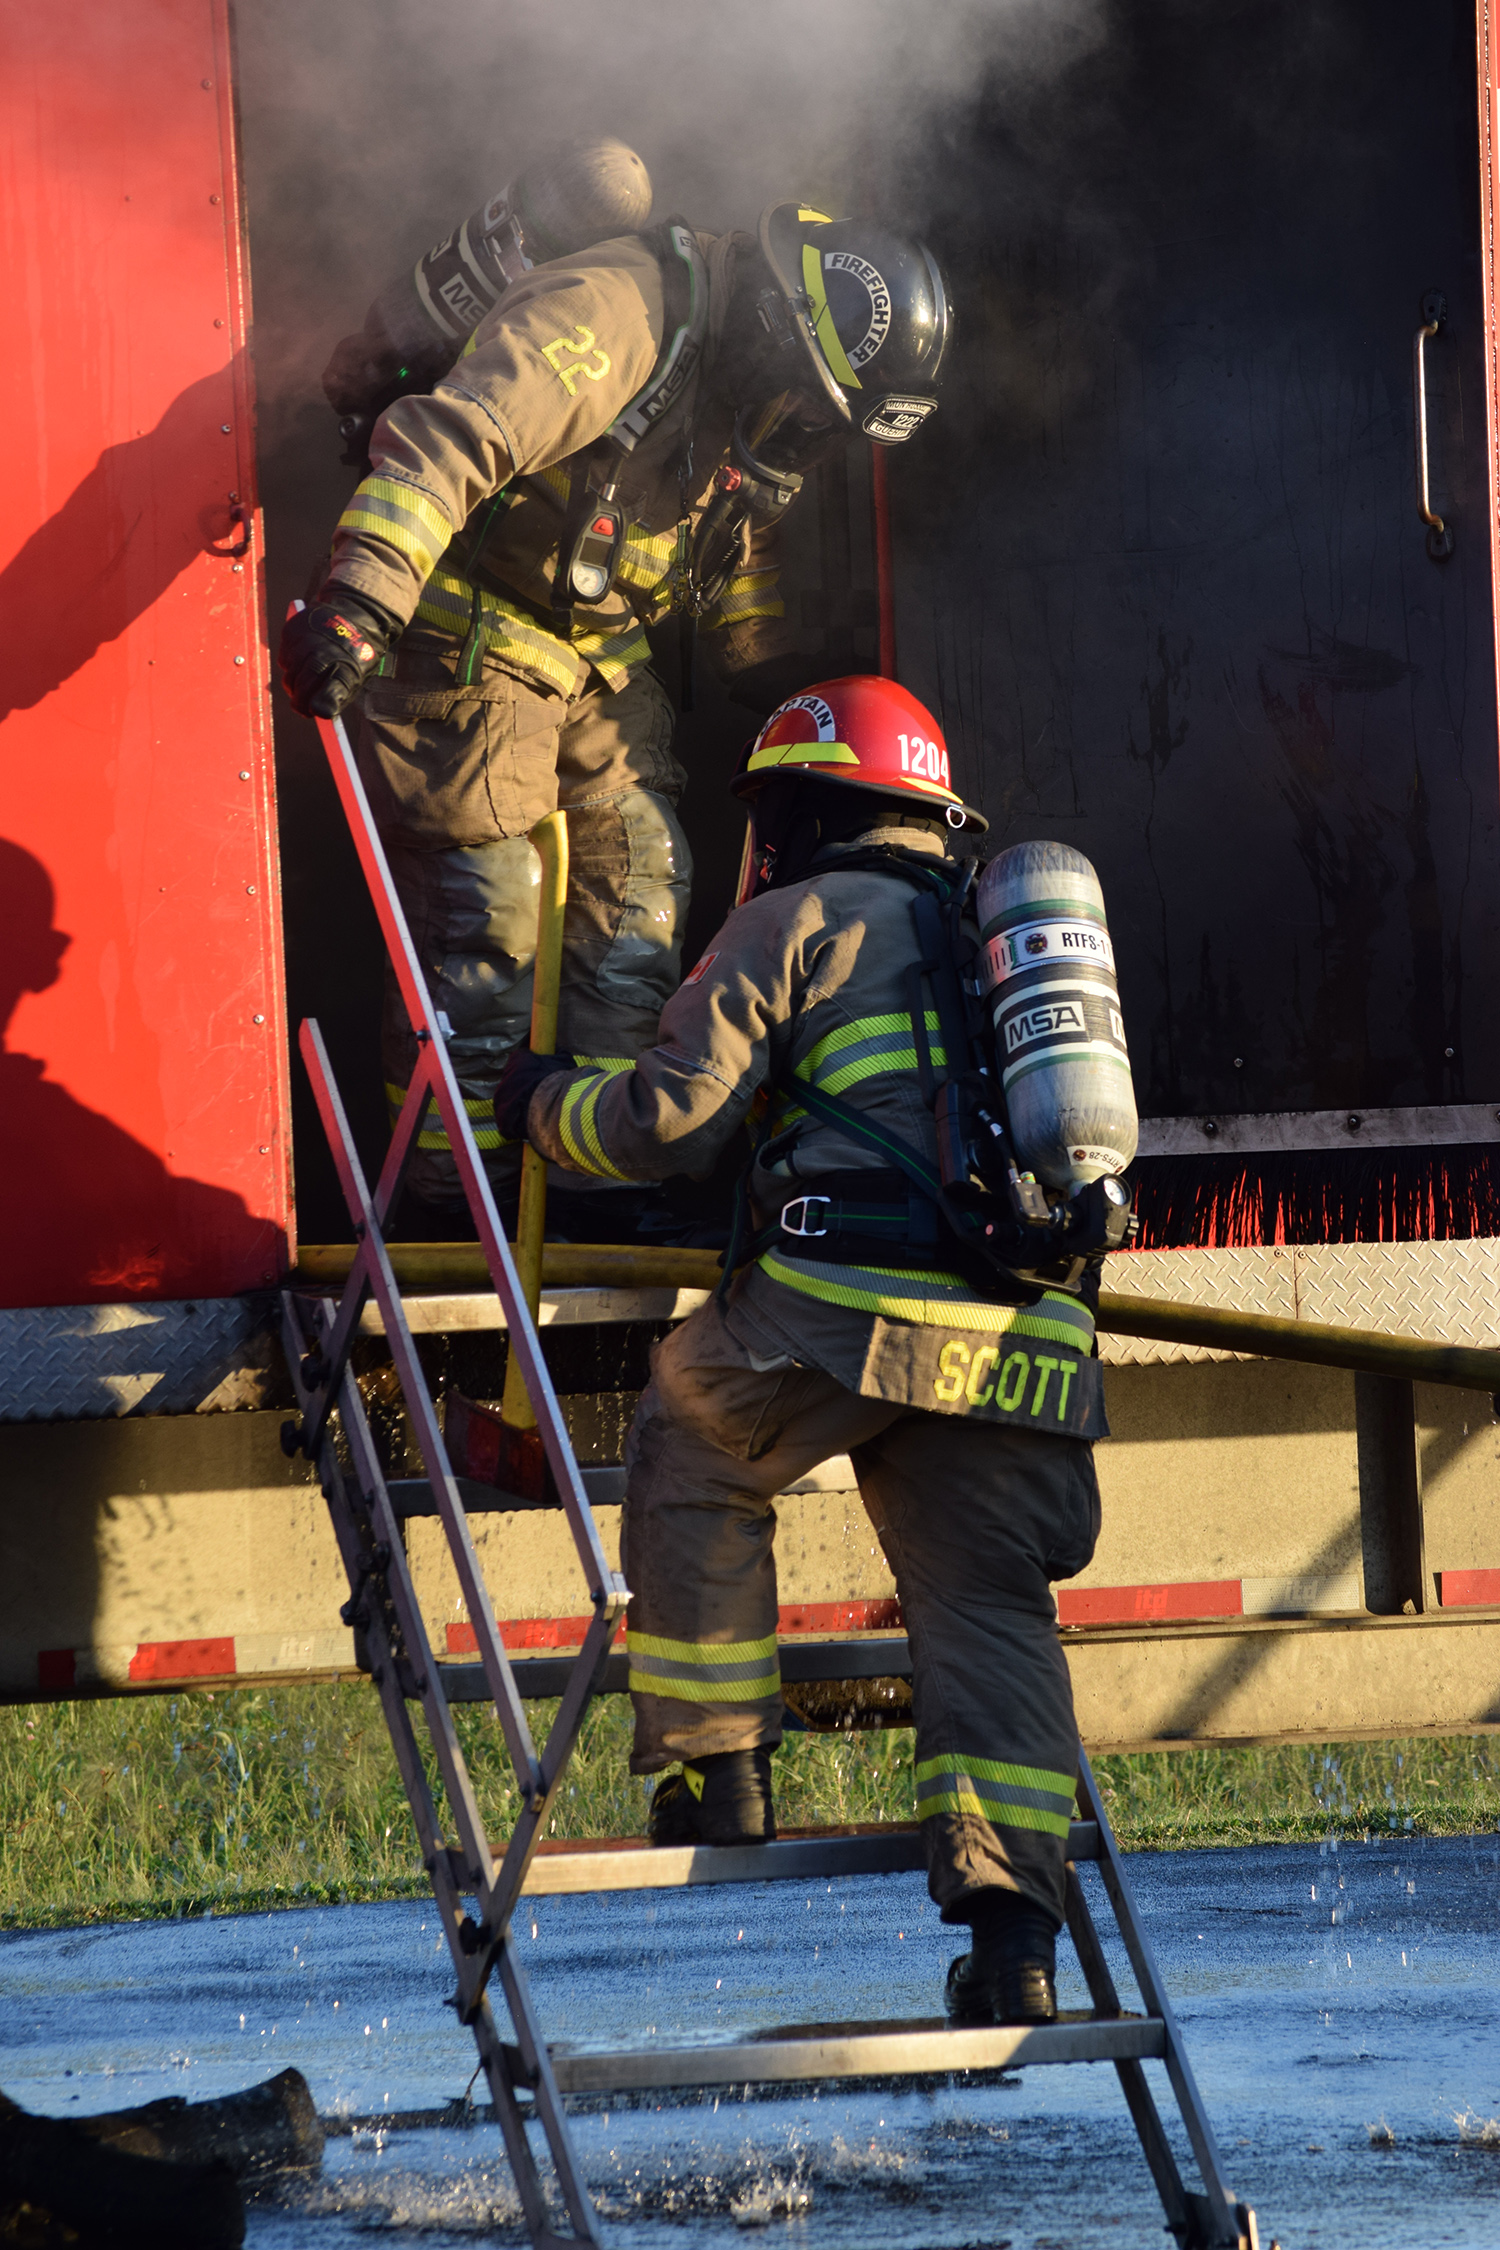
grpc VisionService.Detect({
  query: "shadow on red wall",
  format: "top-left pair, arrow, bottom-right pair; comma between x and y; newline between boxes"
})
0,840 -> 271,1307
0,370 -> 243,718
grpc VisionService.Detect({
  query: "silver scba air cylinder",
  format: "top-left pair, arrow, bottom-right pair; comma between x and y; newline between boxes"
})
323,138 -> 654,422
976,841 -> 1138,1190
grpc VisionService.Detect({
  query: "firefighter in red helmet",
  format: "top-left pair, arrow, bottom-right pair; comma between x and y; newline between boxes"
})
494,676 -> 1109,2025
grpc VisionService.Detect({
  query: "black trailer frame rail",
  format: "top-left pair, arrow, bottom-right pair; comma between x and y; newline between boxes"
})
279,703 -> 1260,2250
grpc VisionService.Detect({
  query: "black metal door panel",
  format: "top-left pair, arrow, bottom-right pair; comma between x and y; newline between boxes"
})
897,0 -> 1497,1118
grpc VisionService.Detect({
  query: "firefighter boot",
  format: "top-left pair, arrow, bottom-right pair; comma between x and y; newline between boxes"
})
944,1888 -> 1060,2024
647,1749 -> 777,1847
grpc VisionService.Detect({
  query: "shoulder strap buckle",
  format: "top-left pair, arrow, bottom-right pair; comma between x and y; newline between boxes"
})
779,1194 -> 831,1239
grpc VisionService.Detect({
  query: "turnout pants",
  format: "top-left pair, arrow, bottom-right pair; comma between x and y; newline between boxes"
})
622,1296 -> 1101,1928
355,645 -> 689,1207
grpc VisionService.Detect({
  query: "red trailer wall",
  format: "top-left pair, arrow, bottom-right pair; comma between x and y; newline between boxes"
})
0,0 -> 290,1307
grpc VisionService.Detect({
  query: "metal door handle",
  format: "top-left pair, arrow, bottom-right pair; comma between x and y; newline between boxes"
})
1413,291 -> 1454,560
209,500 -> 252,559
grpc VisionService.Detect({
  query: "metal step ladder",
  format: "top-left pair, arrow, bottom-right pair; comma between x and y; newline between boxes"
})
279,705 -> 1261,2250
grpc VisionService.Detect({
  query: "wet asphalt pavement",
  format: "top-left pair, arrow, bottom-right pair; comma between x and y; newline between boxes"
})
0,1831 -> 1496,2248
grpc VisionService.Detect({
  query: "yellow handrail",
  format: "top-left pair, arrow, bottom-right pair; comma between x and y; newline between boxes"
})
290,1240 -> 1500,1395
498,810 -> 568,1432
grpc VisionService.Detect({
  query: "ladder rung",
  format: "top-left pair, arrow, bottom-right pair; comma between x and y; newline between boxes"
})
389,1458 -> 860,1515
549,2009 -> 1161,2094
519,1822 -> 1099,1894
385,1474 -> 607,1517
438,1634 -> 914,1702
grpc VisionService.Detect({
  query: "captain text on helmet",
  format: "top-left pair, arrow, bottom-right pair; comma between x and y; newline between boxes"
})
278,146 -> 952,1231
492,676 -> 1139,2028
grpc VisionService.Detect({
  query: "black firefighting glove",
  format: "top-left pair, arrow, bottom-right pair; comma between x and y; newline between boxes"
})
493,1047 -> 577,1145
278,587 -> 398,719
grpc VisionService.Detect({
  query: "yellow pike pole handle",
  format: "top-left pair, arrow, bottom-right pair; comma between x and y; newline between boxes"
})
499,810 -> 568,1432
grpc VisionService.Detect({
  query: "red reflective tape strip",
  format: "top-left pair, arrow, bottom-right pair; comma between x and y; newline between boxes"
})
775,1599 -> 904,1634
1437,1568 -> 1500,1607
37,1649 -> 75,1691
127,1637 -> 236,1682
447,1618 -> 627,1655
446,1600 -> 904,1658
1056,1581 -> 1243,1625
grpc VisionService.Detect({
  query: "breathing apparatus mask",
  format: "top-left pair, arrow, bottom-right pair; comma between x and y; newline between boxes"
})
734,773 -> 958,904
683,391 -> 841,624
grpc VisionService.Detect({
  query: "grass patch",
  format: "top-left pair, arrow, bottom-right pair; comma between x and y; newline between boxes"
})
0,1687 -> 1494,1930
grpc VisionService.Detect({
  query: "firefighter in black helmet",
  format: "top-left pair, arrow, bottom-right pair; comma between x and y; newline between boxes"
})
280,190 -> 951,1231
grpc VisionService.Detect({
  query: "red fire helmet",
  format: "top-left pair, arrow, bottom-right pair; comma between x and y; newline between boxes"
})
729,675 -> 987,831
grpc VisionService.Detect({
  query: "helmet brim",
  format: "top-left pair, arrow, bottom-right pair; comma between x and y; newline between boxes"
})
758,202 -> 856,428
730,757 -> 987,834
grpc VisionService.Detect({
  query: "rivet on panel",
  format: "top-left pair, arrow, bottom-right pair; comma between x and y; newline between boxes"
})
201,77 -> 212,88
214,318 -> 224,328
259,1146 -> 270,1155
209,194 -> 221,205
246,885 -> 257,896
234,655 -> 245,665
253,1015 -> 265,1025
221,424 -> 232,434
232,564 -> 243,574
239,771 -> 250,780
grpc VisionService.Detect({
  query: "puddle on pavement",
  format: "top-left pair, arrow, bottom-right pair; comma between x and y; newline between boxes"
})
2,1833 -> 1496,2246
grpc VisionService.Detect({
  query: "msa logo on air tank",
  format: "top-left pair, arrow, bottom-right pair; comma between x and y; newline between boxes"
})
976,840 -> 1139,1192
437,273 -> 489,331
1004,999 -> 1127,1053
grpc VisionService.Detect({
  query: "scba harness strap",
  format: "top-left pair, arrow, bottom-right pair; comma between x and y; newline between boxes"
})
720,847 -> 1088,1308
549,219 -> 709,636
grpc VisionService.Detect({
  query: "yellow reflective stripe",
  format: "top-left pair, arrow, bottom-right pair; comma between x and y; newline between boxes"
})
337,476 -> 453,578
626,1628 -> 781,1705
802,1011 -> 939,1077
410,572 -> 590,698
570,614 -> 652,690
914,1789 -> 1073,1838
758,1253 -> 1096,1343
796,1009 -> 950,1096
801,242 -> 861,392
816,1042 -> 949,1098
558,1072 -> 632,1181
385,1081 -> 507,1151
704,568 -> 785,630
575,1075 -> 633,1179
614,524 -> 679,594
746,740 -> 859,773
408,557 -> 652,696
362,476 -> 453,546
915,1754 -> 1074,1796
409,569 -> 477,635
627,1630 -> 778,1664
628,1668 -> 782,1703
